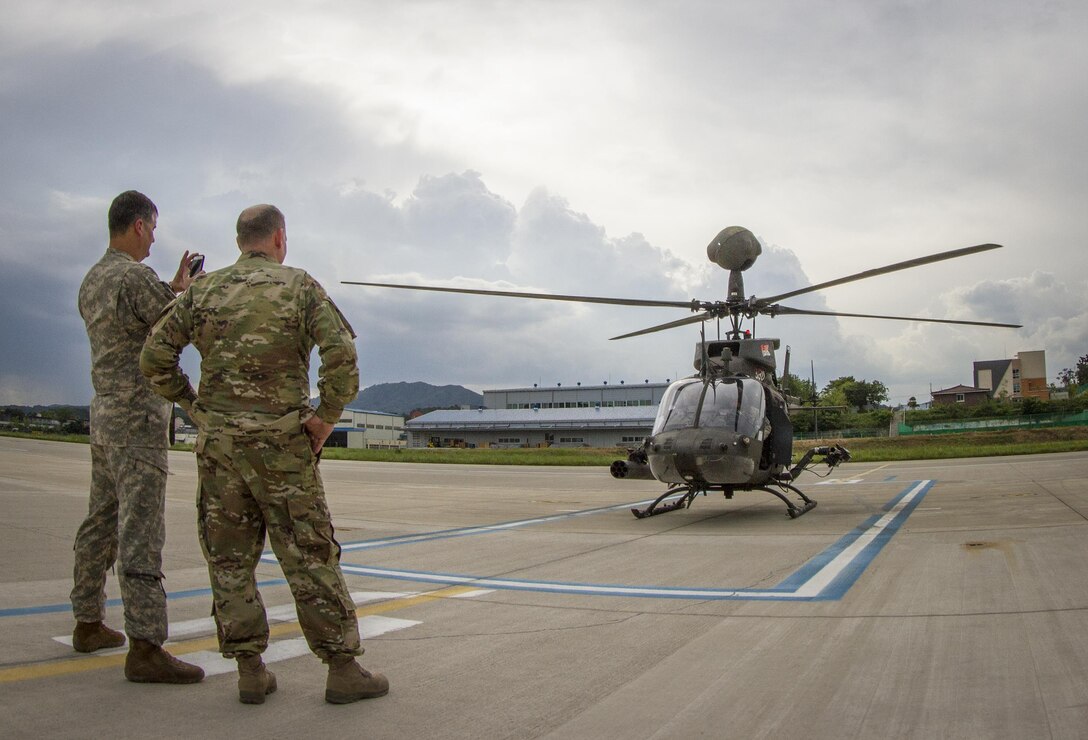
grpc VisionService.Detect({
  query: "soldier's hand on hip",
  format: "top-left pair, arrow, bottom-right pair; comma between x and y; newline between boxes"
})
303,415 -> 334,455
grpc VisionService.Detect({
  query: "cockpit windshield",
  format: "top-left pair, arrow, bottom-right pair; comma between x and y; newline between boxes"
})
653,379 -> 703,434
699,379 -> 765,436
652,377 -> 766,436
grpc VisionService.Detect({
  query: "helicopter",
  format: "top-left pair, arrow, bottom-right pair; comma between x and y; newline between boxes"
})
344,226 -> 1020,519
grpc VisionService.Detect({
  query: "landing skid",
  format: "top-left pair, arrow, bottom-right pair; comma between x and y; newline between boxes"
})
631,485 -> 705,518
631,481 -> 816,519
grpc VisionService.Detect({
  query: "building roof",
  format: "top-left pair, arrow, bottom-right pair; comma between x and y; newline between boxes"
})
485,382 -> 670,393
931,385 -> 989,396
406,406 -> 657,431
343,407 -> 403,418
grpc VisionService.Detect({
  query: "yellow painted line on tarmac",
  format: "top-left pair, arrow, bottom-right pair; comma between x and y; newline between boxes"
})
851,463 -> 891,479
0,585 -> 478,684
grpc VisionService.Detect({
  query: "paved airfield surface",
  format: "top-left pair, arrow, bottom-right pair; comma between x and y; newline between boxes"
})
2,436 -> 1087,739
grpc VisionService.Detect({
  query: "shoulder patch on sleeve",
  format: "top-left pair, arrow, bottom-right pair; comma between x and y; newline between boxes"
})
331,301 -> 357,339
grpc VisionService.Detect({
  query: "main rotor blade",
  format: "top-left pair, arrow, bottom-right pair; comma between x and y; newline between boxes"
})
342,281 -> 696,309
769,304 -> 1021,328
610,312 -> 714,340
760,243 -> 1002,304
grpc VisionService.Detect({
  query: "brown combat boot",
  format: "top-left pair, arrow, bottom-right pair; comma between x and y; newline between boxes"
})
72,621 -> 126,653
124,639 -> 204,684
237,654 -> 277,704
324,655 -> 389,704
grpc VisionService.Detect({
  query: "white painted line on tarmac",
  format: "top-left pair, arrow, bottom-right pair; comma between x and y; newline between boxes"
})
791,479 -> 930,598
53,591 -> 417,647
182,615 -> 420,677
8,588 -> 488,685
330,480 -> 936,602
448,589 -> 495,598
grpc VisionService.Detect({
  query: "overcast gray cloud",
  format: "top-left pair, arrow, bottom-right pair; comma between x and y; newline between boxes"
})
1,1 -> 1085,408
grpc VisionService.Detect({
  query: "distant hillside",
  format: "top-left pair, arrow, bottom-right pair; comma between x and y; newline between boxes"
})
2,383 -> 483,422
347,382 -> 483,415
0,404 -> 89,420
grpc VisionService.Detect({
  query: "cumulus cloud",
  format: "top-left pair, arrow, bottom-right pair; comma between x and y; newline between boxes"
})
1,1 -> 1085,408
944,271 -> 1088,376
340,179 -> 708,390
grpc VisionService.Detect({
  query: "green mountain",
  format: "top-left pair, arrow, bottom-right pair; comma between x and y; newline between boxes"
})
346,382 -> 483,416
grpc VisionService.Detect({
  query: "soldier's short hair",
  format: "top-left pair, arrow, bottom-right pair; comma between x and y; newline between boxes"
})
108,191 -> 157,237
236,205 -> 286,247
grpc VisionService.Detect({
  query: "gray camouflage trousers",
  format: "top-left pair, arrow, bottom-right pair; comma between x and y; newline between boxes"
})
195,429 -> 362,660
71,444 -> 169,644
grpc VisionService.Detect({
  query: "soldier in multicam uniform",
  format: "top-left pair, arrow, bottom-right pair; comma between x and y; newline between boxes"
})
140,204 -> 388,705
73,190 -> 205,684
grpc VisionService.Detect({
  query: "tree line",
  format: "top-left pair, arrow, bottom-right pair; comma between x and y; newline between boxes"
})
779,351 -> 1088,435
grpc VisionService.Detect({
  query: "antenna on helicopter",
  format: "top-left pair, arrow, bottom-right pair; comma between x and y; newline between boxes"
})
699,322 -> 710,380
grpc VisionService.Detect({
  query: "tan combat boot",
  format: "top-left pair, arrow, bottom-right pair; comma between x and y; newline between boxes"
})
124,639 -> 205,684
324,655 -> 389,704
237,654 -> 277,704
72,621 -> 126,653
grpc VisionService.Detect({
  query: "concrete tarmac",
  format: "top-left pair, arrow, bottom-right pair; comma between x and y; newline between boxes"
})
2,436 -> 1087,739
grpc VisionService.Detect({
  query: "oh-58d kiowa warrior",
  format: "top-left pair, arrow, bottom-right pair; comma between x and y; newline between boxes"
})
346,227 -> 1019,519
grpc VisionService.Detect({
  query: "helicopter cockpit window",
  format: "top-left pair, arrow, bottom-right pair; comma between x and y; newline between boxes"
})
699,379 -> 765,436
653,379 -> 703,434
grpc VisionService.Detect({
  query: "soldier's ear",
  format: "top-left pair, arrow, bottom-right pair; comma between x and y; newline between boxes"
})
275,228 -> 288,262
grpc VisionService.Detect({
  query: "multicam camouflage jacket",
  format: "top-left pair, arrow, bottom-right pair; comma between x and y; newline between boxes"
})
79,248 -> 175,448
140,251 -> 359,433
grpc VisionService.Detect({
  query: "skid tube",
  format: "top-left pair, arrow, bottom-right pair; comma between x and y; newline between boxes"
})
631,485 -> 704,518
631,481 -> 816,519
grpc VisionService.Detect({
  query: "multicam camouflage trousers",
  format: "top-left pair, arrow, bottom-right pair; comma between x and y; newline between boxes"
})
195,429 -> 362,661
71,444 -> 169,644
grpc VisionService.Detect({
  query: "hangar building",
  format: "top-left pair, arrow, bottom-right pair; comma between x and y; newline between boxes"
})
327,408 -> 407,449
405,382 -> 670,448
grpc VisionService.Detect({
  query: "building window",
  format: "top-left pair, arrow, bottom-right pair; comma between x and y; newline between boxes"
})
956,394 -> 965,403
621,436 -> 644,443
498,437 -> 521,444
559,436 -> 584,443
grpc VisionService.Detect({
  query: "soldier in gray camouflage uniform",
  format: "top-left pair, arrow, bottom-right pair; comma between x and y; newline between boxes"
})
73,190 -> 204,684
140,204 -> 388,705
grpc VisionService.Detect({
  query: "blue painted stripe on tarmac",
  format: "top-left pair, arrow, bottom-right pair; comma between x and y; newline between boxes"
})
815,479 -> 934,600
773,513 -> 882,591
0,579 -> 288,620
336,563 -> 776,600
335,495 -> 683,553
882,486 -> 910,511
10,480 -> 932,615
323,480 -> 935,602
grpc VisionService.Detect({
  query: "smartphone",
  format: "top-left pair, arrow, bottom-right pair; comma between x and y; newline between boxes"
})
188,254 -> 205,277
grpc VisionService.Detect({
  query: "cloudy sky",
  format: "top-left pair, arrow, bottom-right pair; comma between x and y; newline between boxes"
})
2,0 -> 1085,408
